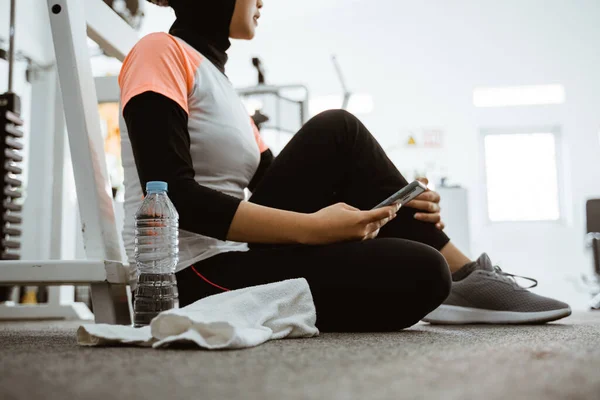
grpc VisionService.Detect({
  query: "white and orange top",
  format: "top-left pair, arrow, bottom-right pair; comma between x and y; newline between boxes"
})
119,33 -> 269,277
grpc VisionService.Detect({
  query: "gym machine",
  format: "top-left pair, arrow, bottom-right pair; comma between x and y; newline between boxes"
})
0,0 -> 138,323
0,0 -> 24,303
586,199 -> 600,309
238,57 -> 309,154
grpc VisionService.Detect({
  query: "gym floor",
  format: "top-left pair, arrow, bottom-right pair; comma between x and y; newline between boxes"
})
1,312 -> 599,400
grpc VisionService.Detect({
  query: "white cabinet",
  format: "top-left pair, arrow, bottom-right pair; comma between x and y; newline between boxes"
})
437,187 -> 471,257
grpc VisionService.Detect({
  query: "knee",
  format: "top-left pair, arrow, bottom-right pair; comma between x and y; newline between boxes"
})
305,109 -> 369,146
307,109 -> 359,137
314,108 -> 356,123
358,241 -> 451,330
377,239 -> 451,304
416,247 -> 452,310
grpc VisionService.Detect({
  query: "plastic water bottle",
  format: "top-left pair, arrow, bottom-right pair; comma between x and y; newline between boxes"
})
133,181 -> 179,327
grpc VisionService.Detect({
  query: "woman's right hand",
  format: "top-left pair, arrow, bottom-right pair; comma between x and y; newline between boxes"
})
300,202 -> 399,245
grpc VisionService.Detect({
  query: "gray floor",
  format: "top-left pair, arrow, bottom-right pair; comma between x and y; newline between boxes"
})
1,313 -> 599,400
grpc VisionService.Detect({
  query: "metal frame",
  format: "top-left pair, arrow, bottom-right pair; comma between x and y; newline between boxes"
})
237,84 -> 309,153
0,0 -> 138,324
586,199 -> 600,276
1,260 -> 128,284
85,0 -> 139,61
331,55 -> 351,110
0,65 -> 93,320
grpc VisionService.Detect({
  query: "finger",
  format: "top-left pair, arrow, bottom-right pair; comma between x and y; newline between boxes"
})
416,177 -> 429,185
365,217 -> 390,234
363,206 -> 397,223
428,191 -> 441,203
406,200 -> 440,213
362,228 -> 380,241
364,213 -> 394,236
436,221 -> 445,230
414,212 -> 441,223
415,191 -> 440,202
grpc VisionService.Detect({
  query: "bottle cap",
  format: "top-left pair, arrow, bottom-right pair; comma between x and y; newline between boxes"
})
146,181 -> 168,193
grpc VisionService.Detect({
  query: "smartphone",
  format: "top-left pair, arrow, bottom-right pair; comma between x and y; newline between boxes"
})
372,180 -> 428,210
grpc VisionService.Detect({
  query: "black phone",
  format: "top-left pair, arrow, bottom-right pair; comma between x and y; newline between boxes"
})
372,181 -> 428,210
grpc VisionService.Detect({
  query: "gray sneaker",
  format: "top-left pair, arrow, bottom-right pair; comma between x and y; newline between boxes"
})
422,253 -> 571,324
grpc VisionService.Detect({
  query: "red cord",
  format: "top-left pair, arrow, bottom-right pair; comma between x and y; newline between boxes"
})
190,265 -> 230,292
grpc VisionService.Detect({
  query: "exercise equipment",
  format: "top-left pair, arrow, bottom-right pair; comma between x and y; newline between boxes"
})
586,199 -> 600,309
332,55 -> 351,110
102,0 -> 145,29
587,199 -> 600,276
0,0 -> 24,303
0,0 -> 137,323
238,57 -> 309,154
0,96 -> 24,261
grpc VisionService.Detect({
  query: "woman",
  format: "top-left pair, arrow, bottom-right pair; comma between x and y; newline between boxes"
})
119,0 -> 570,331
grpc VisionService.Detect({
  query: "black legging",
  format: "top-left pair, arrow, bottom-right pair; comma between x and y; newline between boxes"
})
176,110 -> 452,332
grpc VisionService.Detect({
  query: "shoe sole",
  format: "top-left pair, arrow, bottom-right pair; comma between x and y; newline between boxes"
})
422,305 -> 572,325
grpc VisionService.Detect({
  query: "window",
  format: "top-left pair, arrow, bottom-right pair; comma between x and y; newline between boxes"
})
483,131 -> 560,222
473,84 -> 565,107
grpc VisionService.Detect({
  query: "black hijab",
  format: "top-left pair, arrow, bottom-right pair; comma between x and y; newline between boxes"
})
168,0 -> 238,75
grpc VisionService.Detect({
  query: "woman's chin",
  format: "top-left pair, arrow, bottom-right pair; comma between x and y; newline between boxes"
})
231,29 -> 256,40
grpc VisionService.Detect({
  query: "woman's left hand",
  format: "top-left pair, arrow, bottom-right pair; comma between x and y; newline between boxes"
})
405,177 -> 445,230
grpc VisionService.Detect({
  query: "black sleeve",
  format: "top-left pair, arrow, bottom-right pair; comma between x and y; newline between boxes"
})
123,91 -> 242,241
248,148 -> 274,192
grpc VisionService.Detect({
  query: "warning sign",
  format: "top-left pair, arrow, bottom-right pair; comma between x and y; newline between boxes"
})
407,136 -> 417,146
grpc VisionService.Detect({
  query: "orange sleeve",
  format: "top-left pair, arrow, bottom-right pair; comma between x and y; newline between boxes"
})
250,118 -> 269,153
118,33 -> 202,114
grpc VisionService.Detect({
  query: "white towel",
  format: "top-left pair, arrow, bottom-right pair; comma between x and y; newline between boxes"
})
77,278 -> 319,349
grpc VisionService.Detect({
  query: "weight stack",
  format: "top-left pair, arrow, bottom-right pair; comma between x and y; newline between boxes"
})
0,92 -> 23,261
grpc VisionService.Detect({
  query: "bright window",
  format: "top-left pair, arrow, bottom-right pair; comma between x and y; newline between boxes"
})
484,132 -> 560,222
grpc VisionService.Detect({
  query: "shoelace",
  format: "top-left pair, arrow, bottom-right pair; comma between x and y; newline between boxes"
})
492,265 -> 538,289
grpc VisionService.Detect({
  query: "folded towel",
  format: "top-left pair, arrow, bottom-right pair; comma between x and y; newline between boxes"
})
77,278 -> 319,349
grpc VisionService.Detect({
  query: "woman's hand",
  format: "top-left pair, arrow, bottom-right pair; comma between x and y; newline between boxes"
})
405,177 -> 445,230
300,203 -> 399,245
